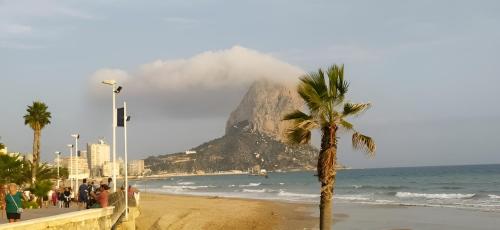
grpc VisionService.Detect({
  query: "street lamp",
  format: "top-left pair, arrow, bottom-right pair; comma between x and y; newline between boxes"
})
102,79 -> 122,192
71,134 -> 80,188
67,144 -> 74,190
55,151 -> 61,188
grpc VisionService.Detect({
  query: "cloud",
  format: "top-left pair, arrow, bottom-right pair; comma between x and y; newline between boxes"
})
88,46 -> 304,119
163,17 -> 198,24
0,23 -> 32,35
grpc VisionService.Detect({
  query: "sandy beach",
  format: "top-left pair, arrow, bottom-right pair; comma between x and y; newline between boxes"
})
136,193 -> 500,230
135,193 -> 320,230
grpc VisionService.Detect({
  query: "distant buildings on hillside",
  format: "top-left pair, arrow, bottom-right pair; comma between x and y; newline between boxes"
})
1,139 -> 144,178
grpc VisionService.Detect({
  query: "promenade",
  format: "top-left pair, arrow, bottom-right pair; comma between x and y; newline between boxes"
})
0,205 -> 78,224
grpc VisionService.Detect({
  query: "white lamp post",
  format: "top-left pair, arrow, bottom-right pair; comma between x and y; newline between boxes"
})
67,144 -> 74,190
71,134 -> 80,188
102,80 -> 121,192
55,151 -> 61,188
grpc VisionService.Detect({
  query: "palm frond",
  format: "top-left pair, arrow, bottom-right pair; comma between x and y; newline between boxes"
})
327,64 -> 349,103
352,132 -> 376,156
298,71 -> 329,114
285,126 -> 312,145
283,110 -> 311,121
339,119 -> 354,130
24,101 -> 52,130
342,102 -> 371,117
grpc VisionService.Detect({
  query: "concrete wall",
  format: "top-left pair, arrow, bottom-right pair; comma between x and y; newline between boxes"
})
0,207 -> 114,230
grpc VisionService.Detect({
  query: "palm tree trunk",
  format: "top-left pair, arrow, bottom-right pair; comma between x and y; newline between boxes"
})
318,125 -> 337,230
32,128 -> 40,184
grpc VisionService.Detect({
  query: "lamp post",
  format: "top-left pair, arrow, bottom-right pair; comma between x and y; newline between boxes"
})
67,144 -> 74,190
71,134 -> 80,188
102,80 -> 122,192
55,151 -> 61,188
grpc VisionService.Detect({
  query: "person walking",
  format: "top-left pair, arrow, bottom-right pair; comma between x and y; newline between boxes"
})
51,188 -> 58,206
78,179 -> 89,210
58,188 -> 64,208
63,187 -> 71,208
5,183 -> 26,223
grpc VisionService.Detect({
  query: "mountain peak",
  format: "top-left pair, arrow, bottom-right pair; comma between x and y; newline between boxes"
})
225,79 -> 303,142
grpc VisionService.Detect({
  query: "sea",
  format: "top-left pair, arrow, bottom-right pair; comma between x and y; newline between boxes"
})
131,164 -> 500,212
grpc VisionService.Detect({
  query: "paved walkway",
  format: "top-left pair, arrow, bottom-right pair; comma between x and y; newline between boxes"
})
0,204 -> 79,224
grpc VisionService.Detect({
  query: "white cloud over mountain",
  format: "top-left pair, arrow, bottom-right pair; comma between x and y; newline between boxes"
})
88,46 -> 304,118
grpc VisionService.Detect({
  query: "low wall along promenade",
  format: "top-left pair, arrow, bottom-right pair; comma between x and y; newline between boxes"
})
0,192 -> 139,230
0,207 -> 114,230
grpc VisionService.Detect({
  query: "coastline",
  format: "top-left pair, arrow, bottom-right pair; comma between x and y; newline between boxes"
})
136,192 -> 500,230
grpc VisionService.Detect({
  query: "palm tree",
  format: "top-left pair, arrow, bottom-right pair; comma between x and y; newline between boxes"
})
283,64 -> 376,230
24,101 -> 52,184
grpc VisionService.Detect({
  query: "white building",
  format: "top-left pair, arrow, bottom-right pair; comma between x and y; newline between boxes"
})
128,160 -> 145,176
61,156 -> 90,179
87,139 -> 110,177
103,161 -> 121,177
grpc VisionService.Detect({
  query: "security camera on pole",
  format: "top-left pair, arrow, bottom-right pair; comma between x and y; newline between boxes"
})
117,102 -> 131,219
102,80 -> 122,192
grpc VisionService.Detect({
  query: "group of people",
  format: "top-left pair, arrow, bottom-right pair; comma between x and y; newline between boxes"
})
50,178 -> 111,209
76,178 -> 110,209
1,178 -> 113,224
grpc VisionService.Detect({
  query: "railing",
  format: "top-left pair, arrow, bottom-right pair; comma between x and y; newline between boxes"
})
108,192 -> 126,226
108,191 -> 140,228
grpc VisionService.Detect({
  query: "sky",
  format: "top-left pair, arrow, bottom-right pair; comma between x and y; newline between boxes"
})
0,0 -> 499,168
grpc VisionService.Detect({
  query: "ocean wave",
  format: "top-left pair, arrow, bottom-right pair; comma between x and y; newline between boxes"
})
177,182 -> 195,185
239,183 -> 261,187
162,185 -> 215,190
335,195 -> 371,201
488,194 -> 500,199
278,190 -> 319,198
242,189 -> 268,193
349,185 -> 407,190
396,192 -> 475,199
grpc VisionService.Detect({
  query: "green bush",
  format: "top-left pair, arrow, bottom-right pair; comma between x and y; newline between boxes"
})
22,200 -> 39,209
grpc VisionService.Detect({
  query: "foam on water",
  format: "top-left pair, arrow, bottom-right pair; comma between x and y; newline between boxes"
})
488,194 -> 500,199
242,189 -> 268,193
396,192 -> 476,199
239,182 -> 261,187
277,190 -> 319,198
177,182 -> 195,185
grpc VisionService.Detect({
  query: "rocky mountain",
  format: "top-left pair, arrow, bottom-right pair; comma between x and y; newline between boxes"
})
145,79 -> 321,173
226,79 -> 303,142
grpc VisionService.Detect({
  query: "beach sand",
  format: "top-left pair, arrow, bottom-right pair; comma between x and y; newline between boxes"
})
135,193 -> 322,230
136,193 -> 500,230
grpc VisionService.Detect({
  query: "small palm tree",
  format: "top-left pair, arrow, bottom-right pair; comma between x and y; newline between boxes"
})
24,101 -> 52,184
283,64 -> 376,230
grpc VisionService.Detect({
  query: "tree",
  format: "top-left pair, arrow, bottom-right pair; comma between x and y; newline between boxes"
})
283,64 -> 376,230
0,154 -> 30,185
23,101 -> 52,184
31,179 -> 53,206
